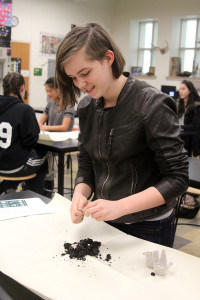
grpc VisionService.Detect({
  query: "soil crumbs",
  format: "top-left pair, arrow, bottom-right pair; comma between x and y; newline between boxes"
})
61,238 -> 112,263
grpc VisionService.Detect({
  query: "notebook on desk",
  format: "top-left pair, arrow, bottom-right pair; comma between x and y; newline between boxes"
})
39,130 -> 79,142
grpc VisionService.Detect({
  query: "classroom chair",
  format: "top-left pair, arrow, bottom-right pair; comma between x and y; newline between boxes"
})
0,173 -> 37,194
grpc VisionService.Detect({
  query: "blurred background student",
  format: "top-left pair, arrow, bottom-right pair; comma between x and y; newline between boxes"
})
38,77 -> 75,195
38,76 -> 75,132
0,72 -> 47,195
177,80 -> 200,157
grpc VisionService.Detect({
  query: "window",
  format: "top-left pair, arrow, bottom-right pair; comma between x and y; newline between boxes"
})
137,21 -> 158,74
179,18 -> 200,73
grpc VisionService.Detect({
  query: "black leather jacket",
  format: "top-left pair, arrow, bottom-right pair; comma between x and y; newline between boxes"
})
75,74 -> 189,223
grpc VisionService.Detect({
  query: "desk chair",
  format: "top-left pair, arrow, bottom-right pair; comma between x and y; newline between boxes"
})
0,173 -> 37,194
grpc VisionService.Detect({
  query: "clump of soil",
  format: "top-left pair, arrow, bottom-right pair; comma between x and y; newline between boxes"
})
105,254 -> 111,262
62,238 -> 102,261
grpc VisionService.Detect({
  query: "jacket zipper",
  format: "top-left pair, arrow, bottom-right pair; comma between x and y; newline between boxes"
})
101,161 -> 110,198
98,109 -> 104,159
130,163 -> 137,194
107,128 -> 115,156
100,129 -> 115,198
98,110 -> 112,199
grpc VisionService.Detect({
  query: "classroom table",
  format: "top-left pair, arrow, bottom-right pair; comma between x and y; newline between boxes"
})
0,191 -> 200,300
37,139 -> 78,196
37,140 -> 199,197
32,107 -> 45,114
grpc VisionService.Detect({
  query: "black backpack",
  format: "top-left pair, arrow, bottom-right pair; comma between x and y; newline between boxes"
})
179,193 -> 200,219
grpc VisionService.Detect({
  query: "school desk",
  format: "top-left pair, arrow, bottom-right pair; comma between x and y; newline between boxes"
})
0,191 -> 200,300
37,139 -> 78,196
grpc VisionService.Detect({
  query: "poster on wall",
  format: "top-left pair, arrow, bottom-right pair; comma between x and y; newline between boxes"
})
40,32 -> 64,55
0,25 -> 11,47
0,0 -> 12,27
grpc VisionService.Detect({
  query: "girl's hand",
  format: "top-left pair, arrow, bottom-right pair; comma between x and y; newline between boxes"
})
84,199 -> 122,221
70,194 -> 88,224
39,124 -> 46,131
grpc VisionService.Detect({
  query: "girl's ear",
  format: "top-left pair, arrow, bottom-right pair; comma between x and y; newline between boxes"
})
104,50 -> 114,66
20,84 -> 25,93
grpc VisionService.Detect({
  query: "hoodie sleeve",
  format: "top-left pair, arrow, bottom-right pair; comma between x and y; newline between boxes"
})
19,105 -> 40,148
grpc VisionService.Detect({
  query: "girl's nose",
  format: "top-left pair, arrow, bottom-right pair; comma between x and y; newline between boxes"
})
77,78 -> 86,90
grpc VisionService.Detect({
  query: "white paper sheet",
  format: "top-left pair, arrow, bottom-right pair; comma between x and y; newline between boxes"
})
39,130 -> 79,142
0,197 -> 55,220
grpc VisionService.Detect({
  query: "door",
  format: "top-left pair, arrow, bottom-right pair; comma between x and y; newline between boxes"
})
11,42 -> 30,104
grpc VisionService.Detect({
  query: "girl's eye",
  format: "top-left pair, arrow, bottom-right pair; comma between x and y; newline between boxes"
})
81,71 -> 90,77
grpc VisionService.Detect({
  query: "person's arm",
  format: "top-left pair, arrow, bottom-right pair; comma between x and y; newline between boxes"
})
84,187 -> 165,221
20,106 -> 40,147
70,129 -> 95,223
38,113 -> 48,130
85,91 -> 189,222
40,116 -> 72,132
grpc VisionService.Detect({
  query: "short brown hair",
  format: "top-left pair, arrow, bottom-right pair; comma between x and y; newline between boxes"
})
56,23 -> 125,109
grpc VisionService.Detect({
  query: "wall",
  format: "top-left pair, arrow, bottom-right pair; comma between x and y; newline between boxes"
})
12,0 -> 115,107
12,0 -> 200,107
112,0 -> 200,90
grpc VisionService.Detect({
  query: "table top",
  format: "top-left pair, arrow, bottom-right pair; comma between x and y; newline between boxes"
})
32,107 -> 45,113
0,190 -> 51,203
0,191 -> 200,300
38,138 -> 78,153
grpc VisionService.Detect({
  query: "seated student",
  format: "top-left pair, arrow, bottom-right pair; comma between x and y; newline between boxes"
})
38,77 -> 75,132
38,77 -> 75,195
0,72 -> 47,195
177,80 -> 200,156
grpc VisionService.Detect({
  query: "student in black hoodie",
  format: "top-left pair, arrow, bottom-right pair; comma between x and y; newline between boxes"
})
0,72 -> 47,194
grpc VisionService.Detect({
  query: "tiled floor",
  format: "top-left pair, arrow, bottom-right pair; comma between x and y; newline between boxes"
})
62,153 -> 200,258
173,209 -> 200,258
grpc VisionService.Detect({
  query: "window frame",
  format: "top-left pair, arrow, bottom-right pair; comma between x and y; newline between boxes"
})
179,18 -> 200,73
137,20 -> 158,74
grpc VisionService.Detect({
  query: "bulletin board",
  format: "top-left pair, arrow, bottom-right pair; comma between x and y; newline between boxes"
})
0,0 -> 12,27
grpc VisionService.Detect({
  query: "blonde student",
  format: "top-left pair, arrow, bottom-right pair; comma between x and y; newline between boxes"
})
56,23 -> 189,247
38,77 -> 75,132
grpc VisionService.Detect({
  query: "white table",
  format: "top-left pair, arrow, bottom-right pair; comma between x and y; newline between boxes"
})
0,193 -> 200,300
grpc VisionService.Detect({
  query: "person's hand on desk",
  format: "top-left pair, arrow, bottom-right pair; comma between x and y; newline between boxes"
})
39,123 -> 47,131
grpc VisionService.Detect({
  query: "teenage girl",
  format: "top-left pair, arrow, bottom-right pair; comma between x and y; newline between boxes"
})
56,23 -> 189,247
177,80 -> 200,156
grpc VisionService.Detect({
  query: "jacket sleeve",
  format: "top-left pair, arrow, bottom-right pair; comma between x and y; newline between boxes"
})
141,88 -> 189,203
75,131 -> 95,192
19,105 -> 40,148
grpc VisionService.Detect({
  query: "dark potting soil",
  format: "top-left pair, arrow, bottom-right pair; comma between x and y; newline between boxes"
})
61,238 -> 112,262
